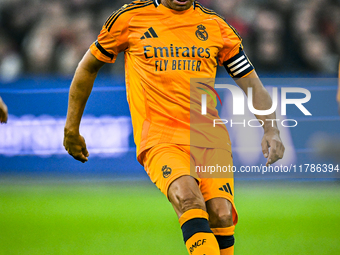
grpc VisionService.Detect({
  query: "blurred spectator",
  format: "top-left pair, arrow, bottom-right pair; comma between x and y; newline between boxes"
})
253,9 -> 285,71
0,0 -> 339,77
292,0 -> 339,73
0,32 -> 23,82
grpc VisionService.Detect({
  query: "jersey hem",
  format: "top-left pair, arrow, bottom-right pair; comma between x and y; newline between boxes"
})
137,141 -> 232,165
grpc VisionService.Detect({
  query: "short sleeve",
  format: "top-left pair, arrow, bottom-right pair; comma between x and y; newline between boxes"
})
90,7 -> 130,64
215,18 -> 254,78
216,19 -> 242,65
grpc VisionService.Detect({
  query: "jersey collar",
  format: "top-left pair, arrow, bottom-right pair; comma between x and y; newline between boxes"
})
153,0 -> 196,9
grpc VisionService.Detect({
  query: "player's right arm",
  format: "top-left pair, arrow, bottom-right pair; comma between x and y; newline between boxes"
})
0,96 -> 8,123
64,3 -> 131,162
64,50 -> 105,163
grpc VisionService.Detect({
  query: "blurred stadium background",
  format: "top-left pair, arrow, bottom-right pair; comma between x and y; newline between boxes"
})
0,0 -> 340,254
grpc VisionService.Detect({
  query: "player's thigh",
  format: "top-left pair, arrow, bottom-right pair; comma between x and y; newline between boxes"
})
197,148 -> 238,225
201,177 -> 237,225
168,175 -> 206,218
143,144 -> 199,196
143,144 -> 206,218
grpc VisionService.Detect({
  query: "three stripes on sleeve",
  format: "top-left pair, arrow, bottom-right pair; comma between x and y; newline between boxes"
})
223,50 -> 254,79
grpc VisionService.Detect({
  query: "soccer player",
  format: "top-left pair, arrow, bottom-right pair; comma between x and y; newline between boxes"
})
0,96 -> 8,123
64,0 -> 285,254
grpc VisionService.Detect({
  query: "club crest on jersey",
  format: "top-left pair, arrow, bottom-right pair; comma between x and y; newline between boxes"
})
196,25 -> 208,41
162,165 -> 172,178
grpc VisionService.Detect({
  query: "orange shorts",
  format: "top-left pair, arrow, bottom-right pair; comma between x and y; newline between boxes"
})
142,143 -> 238,225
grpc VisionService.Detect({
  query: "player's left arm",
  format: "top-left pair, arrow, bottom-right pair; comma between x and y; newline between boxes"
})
216,17 -> 284,165
235,71 -> 285,166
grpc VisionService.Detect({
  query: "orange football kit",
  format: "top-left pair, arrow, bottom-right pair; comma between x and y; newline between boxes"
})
90,1 -> 254,253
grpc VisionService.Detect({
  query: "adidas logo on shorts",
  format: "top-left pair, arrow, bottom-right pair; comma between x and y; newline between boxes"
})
218,183 -> 233,196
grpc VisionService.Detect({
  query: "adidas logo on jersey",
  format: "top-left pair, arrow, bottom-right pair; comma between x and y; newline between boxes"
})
141,27 -> 158,39
218,183 -> 233,196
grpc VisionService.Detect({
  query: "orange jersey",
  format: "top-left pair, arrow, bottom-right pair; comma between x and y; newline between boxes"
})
90,0 -> 254,163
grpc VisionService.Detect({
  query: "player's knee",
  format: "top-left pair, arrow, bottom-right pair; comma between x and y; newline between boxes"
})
168,176 -> 206,216
177,193 -> 206,214
209,208 -> 233,228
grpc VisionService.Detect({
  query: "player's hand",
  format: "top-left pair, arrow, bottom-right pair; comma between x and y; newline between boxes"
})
261,128 -> 285,166
0,97 -> 8,123
63,130 -> 89,163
